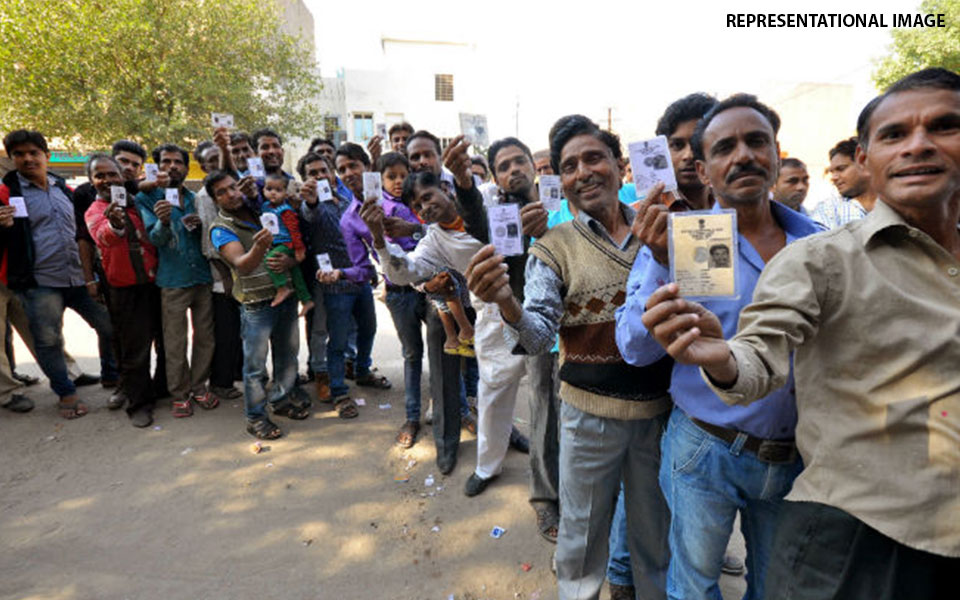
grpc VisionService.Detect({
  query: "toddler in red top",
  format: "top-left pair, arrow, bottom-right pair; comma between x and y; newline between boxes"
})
261,174 -> 314,315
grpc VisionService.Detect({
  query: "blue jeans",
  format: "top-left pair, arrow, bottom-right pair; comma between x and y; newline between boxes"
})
385,287 -> 426,422
461,355 -> 478,408
659,408 -> 803,600
607,487 -> 633,587
240,297 -> 300,420
16,286 -> 115,397
324,285 -> 376,399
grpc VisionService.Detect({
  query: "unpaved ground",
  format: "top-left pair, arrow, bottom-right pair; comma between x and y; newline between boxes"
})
0,302 -> 746,600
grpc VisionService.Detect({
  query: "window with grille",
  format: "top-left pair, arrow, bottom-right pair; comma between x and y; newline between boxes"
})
434,74 -> 454,102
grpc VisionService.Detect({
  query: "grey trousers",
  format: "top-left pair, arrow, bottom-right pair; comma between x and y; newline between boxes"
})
526,351 -> 560,509
556,401 -> 670,600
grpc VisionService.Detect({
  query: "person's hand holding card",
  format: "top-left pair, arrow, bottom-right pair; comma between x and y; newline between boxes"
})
359,196 -> 386,245
0,204 -> 17,227
465,244 -> 515,307
520,202 -> 548,238
366,135 -> 384,166
106,201 -> 125,229
181,214 -> 202,231
252,227 -> 273,252
632,182 -> 670,265
238,175 -> 257,200
441,135 -> 474,189
154,199 -> 173,225
299,178 -> 318,205
640,283 -> 730,369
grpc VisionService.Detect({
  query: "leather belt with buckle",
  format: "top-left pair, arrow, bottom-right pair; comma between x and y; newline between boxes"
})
690,417 -> 798,464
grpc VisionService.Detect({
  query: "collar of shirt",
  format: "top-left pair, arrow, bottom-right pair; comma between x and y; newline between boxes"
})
856,198 -> 960,247
574,201 -> 636,250
17,172 -> 56,190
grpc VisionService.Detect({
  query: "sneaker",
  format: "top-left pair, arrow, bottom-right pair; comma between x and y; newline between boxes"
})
1,394 -> 34,413
106,391 -> 127,410
464,473 -> 496,497
509,426 -> 530,454
12,372 -> 39,386
73,373 -> 100,387
171,397 -> 193,418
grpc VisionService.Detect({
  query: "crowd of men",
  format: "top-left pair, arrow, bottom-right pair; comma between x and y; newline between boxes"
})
0,66 -> 956,599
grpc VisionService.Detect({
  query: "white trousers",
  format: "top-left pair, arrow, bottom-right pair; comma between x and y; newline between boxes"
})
473,302 -> 527,479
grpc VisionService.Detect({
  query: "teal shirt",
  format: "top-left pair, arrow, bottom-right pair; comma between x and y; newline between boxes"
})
135,187 -> 212,288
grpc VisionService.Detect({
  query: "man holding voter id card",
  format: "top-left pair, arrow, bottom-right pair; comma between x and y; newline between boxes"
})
615,94 -> 821,600
466,115 -> 671,600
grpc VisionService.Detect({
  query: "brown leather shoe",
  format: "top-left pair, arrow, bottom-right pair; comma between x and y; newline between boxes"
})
315,372 -> 331,403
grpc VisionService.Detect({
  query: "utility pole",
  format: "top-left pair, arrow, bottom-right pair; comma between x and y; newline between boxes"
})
515,96 -> 520,136
607,107 -> 612,131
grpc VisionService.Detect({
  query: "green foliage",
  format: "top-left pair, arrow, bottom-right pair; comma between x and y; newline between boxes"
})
874,0 -> 960,90
0,0 -> 324,151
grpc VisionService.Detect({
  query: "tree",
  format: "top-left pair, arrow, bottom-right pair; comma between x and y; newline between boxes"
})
873,0 -> 960,90
0,0 -> 325,151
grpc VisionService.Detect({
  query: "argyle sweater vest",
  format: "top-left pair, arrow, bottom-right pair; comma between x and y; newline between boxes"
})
529,219 -> 672,420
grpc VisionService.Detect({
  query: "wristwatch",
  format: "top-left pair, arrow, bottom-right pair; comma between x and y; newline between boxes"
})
411,225 -> 425,241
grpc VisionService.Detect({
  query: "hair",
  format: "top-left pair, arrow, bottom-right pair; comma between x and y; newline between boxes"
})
193,140 -> 215,163
828,137 -> 859,161
230,131 -> 252,147
84,152 -> 121,179
690,94 -> 780,161
470,155 -> 488,176
406,130 -> 442,155
251,128 -> 283,150
857,67 -> 960,148
203,170 -> 234,198
3,129 -> 48,155
532,149 -> 550,162
547,115 -> 623,175
388,122 -> 415,138
308,137 -> 335,154
401,170 -> 443,207
151,143 -> 190,167
111,139 -> 146,160
335,142 -> 371,167
263,172 -> 287,188
487,137 -> 534,172
296,152 -> 333,180
656,93 -> 719,138
377,151 -> 410,173
780,157 -> 806,170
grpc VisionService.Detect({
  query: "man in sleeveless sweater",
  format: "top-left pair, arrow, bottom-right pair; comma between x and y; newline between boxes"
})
466,115 -> 672,600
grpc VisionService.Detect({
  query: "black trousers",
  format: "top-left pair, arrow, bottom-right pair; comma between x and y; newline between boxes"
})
210,291 -> 243,388
107,283 -> 164,413
425,303 -> 463,467
765,500 -> 956,600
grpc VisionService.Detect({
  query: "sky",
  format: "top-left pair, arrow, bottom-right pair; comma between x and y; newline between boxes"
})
304,0 -> 926,201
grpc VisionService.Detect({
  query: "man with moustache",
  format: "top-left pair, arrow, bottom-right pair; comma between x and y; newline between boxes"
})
772,157 -> 811,214
615,95 -> 821,600
640,67 -> 960,599
466,115 -> 672,600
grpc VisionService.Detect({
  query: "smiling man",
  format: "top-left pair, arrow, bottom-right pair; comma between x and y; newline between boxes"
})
615,94 -> 823,600
641,68 -> 960,599
466,115 -> 672,600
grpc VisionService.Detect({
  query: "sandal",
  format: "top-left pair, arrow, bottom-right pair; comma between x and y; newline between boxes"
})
193,391 -> 219,410
171,398 -> 193,418
535,506 -> 560,543
461,413 -> 478,435
355,371 -> 392,389
57,397 -> 88,420
396,420 -> 420,448
456,343 -> 476,358
246,418 -> 283,440
272,400 -> 311,420
334,396 -> 359,419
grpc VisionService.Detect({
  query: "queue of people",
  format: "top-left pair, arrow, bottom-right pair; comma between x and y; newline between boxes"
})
0,66 -> 957,600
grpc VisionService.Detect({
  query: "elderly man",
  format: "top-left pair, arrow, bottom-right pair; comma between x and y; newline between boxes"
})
466,115 -> 671,600
641,67 -> 960,599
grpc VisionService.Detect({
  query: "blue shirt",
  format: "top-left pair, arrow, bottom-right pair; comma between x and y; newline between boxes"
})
18,174 -> 85,287
260,201 -> 294,245
614,200 -> 824,439
135,187 -> 212,289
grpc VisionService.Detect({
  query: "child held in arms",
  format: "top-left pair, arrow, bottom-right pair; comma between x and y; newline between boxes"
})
261,173 -> 314,315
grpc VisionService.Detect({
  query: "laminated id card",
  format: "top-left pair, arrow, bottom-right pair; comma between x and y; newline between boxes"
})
668,210 -> 739,301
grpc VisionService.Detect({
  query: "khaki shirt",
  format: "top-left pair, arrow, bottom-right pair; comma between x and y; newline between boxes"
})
705,200 -> 960,557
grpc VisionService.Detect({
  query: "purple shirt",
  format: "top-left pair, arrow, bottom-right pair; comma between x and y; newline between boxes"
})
381,191 -> 421,252
339,198 -> 378,283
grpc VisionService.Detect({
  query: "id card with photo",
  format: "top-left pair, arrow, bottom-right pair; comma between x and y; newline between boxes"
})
459,113 -> 490,148
538,175 -> 562,212
211,112 -> 234,128
316,253 -> 334,273
247,157 -> 266,178
376,123 -> 387,139
110,185 -> 127,207
363,172 -> 382,205
9,196 -> 28,218
144,163 -> 159,182
487,203 -> 524,257
668,210 -> 739,301
260,212 -> 280,235
165,188 -> 180,209
317,179 -> 333,202
629,135 -> 678,194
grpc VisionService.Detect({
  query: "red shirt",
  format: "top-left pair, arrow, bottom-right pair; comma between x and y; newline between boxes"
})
85,197 -> 158,287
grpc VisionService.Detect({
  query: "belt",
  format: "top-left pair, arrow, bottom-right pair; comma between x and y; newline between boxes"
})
385,283 -> 413,293
690,417 -> 798,464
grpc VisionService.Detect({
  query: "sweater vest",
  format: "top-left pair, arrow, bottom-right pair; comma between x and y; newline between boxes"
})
530,218 -> 672,420
210,211 -> 275,305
